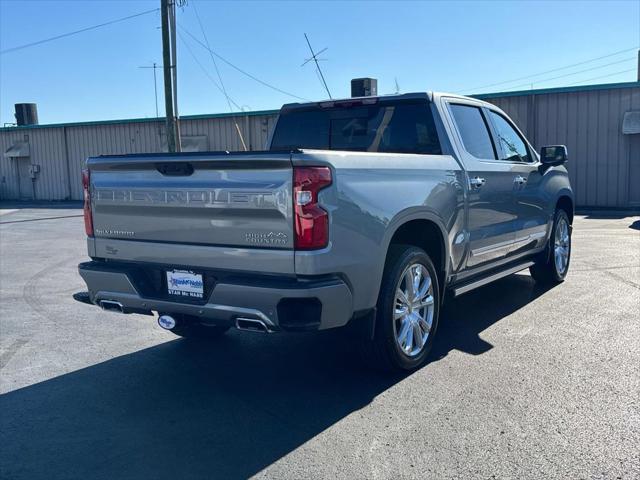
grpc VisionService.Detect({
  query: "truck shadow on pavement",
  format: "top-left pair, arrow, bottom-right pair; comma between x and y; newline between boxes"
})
0,274 -> 551,480
433,273 -> 549,359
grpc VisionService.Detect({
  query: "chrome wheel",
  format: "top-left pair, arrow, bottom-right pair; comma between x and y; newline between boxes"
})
554,217 -> 570,275
393,263 -> 435,357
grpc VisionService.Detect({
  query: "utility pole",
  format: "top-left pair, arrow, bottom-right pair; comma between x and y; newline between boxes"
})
161,0 -> 180,152
637,49 -> 639,82
169,1 -> 181,150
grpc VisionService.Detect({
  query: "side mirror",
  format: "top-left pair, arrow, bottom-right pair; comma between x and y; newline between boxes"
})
540,145 -> 568,165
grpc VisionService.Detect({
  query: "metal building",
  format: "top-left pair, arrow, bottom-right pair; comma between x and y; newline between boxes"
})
0,111 -> 278,201
476,82 -> 640,209
1,81 -> 639,208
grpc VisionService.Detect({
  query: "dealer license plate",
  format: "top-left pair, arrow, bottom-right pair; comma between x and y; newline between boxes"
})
166,270 -> 204,299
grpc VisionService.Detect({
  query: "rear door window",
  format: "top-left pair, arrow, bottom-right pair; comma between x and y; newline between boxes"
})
449,104 -> 496,160
270,101 -> 441,154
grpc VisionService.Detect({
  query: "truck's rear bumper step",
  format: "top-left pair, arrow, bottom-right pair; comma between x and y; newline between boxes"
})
78,261 -> 353,331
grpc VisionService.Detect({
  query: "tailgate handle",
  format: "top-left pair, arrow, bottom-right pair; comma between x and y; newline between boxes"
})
156,162 -> 194,176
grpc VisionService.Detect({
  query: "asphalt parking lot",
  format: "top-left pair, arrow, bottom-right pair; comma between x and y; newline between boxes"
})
0,205 -> 638,480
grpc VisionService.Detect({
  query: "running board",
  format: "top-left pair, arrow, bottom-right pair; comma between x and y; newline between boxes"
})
449,260 -> 535,298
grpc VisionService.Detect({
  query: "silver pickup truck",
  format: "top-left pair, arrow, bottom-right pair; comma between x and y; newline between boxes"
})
78,92 -> 573,371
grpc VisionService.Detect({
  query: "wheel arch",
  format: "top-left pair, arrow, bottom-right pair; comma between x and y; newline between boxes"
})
381,210 -> 450,298
555,194 -> 574,224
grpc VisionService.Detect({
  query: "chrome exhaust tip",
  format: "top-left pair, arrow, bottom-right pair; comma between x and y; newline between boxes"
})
158,314 -> 177,330
235,317 -> 271,333
99,300 -> 124,313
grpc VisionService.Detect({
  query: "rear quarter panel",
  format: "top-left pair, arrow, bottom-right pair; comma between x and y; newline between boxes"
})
292,150 -> 465,311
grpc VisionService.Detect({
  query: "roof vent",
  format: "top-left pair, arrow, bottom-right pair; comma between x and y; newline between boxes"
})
15,103 -> 38,126
351,78 -> 378,97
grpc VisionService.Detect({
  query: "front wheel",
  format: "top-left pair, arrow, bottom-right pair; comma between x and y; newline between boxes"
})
530,209 -> 572,285
362,245 -> 440,372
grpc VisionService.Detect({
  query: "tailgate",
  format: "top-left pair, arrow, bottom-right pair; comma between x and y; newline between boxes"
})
88,152 -> 293,250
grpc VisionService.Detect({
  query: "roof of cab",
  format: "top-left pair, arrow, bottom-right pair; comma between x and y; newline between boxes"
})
280,92 -> 433,111
279,91 -> 496,111
431,91 -> 497,108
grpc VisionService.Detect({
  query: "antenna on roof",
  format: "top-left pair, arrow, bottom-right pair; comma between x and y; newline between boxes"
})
302,33 -> 332,99
138,63 -> 162,118
394,77 -> 400,94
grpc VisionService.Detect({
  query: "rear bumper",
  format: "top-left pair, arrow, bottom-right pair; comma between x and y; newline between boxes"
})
78,261 -> 353,331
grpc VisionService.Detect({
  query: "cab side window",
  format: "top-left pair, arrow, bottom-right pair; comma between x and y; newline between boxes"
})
488,111 -> 531,162
449,104 -> 496,160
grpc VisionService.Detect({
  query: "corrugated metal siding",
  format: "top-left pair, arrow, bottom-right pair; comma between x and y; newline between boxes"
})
484,85 -> 640,208
65,121 -> 167,199
622,87 -> 640,205
0,113 -> 278,201
0,130 -> 22,199
0,128 -> 69,200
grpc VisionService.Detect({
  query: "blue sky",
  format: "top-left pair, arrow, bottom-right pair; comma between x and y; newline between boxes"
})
1,0 -> 638,125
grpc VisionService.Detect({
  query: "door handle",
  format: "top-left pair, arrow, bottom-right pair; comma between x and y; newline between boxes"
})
514,175 -> 527,185
470,177 -> 486,189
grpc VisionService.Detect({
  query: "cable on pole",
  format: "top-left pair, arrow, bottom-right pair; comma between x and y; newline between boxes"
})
567,68 -> 637,86
493,56 -> 637,92
1,8 -> 160,55
458,46 -> 639,93
191,0 -> 247,150
179,33 -> 243,110
179,25 -> 310,101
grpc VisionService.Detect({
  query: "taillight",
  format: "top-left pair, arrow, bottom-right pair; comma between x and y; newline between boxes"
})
293,166 -> 332,250
82,168 -> 93,237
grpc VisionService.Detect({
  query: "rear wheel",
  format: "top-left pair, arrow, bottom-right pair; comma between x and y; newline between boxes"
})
164,314 -> 230,339
362,245 -> 440,372
530,209 -> 572,284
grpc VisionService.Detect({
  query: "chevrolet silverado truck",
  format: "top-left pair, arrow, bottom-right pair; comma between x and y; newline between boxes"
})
77,92 -> 573,371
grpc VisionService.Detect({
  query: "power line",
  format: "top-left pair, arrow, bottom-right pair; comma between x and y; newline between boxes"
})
496,56 -> 636,91
179,25 -> 310,102
459,46 -> 639,93
192,1 -> 234,111
190,0 -> 247,150
0,8 -> 159,55
179,32 -> 243,110
567,68 -> 636,86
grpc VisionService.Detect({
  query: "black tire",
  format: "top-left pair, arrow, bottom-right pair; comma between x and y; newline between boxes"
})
361,245 -> 440,372
168,314 -> 230,339
530,209 -> 572,285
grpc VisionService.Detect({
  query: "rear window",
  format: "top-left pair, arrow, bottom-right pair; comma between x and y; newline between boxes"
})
270,101 -> 442,155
